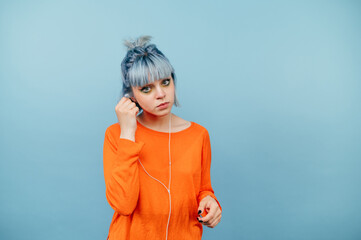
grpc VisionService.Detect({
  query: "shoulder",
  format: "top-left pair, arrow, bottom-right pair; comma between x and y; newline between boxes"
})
188,122 -> 212,149
104,122 -> 120,140
187,121 -> 210,143
190,121 -> 209,134
172,114 -> 209,135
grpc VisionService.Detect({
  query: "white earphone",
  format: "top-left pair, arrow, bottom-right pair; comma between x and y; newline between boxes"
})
122,97 -> 172,239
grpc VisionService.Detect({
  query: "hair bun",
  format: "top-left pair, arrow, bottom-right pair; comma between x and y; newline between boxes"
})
123,35 -> 152,50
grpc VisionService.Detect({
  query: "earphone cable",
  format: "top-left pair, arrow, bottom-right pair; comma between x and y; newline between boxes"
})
137,114 -> 172,240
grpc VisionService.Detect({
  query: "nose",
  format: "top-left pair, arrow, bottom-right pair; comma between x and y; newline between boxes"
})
155,85 -> 166,99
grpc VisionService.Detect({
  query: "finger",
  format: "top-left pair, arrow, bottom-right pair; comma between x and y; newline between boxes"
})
206,211 -> 222,228
132,107 -> 139,115
119,97 -> 130,104
200,203 -> 218,223
211,214 -> 222,228
124,98 -> 135,108
197,201 -> 206,216
202,211 -> 218,226
118,99 -> 135,112
116,97 -> 130,109
214,213 -> 222,225
197,216 -> 207,225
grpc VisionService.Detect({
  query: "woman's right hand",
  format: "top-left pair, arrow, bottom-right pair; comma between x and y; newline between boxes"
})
115,97 -> 139,142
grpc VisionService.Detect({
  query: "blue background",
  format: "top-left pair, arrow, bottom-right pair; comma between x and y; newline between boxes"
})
1,0 -> 360,239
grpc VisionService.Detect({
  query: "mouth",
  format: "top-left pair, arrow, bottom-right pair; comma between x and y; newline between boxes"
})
157,102 -> 170,108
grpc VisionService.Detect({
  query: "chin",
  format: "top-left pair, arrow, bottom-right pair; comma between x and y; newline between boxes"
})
143,108 -> 172,117
156,109 -> 172,117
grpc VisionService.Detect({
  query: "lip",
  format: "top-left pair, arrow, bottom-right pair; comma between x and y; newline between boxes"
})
157,102 -> 170,109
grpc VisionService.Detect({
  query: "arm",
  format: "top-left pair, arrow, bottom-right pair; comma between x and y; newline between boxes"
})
103,128 -> 144,215
197,129 -> 222,228
197,129 -> 222,210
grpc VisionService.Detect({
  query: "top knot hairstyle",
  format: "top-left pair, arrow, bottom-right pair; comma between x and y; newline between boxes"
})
120,35 -> 179,106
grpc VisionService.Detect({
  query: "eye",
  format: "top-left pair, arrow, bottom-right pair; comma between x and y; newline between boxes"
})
140,86 -> 151,93
162,79 -> 170,86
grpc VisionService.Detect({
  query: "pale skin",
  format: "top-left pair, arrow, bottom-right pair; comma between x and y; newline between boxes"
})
114,76 -> 222,228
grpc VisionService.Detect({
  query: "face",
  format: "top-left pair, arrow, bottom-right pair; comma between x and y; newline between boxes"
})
131,76 -> 175,117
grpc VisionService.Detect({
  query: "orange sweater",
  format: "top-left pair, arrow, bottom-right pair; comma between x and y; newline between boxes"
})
103,121 -> 221,239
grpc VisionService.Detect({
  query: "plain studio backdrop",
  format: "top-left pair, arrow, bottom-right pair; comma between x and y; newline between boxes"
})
0,0 -> 360,239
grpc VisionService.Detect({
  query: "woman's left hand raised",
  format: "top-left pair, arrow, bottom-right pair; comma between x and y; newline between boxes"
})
197,195 -> 222,228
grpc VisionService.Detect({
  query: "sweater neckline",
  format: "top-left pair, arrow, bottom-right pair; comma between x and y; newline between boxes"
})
136,120 -> 194,135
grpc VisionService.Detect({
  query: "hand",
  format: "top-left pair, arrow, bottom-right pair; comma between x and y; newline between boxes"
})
197,195 -> 222,228
115,97 -> 139,141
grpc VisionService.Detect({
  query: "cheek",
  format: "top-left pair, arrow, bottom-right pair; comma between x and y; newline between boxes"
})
136,95 -> 153,109
168,87 -> 175,100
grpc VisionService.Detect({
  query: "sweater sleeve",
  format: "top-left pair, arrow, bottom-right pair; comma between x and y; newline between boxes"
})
103,127 -> 144,215
197,129 -> 222,211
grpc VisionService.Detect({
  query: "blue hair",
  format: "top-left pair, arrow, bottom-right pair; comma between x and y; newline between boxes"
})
121,36 -> 180,106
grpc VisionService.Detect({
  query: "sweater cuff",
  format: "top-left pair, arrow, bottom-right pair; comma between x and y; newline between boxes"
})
115,138 -> 144,157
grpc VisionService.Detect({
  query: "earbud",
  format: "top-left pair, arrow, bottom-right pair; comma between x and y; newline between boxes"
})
124,93 -> 136,103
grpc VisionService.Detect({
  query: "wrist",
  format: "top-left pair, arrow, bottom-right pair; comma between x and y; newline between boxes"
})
120,131 -> 136,142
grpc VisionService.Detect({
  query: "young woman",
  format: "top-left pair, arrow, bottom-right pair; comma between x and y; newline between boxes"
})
103,36 -> 222,239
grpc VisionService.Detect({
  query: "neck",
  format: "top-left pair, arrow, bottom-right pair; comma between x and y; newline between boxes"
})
137,112 -> 172,132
